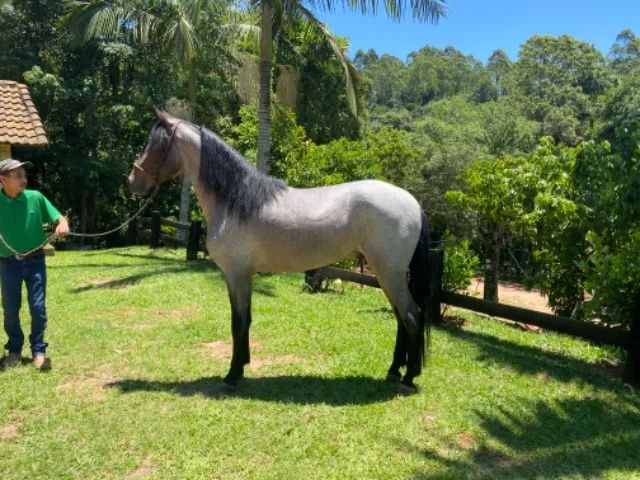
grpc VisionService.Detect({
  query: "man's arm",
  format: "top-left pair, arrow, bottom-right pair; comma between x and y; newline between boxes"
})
55,216 -> 69,238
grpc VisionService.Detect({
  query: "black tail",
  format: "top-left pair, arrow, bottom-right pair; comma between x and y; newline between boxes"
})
408,210 -> 431,368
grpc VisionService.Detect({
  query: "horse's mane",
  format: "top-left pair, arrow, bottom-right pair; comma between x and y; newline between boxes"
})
198,127 -> 287,220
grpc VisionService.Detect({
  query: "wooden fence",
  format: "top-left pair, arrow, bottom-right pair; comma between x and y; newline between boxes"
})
127,211 -> 205,260
315,250 -> 640,387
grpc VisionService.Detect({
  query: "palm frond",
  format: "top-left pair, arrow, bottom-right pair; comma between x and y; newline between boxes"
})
61,0 -> 158,44
305,0 -> 447,22
297,3 -> 360,117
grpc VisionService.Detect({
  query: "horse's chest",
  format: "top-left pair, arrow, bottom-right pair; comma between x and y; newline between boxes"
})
206,230 -> 250,263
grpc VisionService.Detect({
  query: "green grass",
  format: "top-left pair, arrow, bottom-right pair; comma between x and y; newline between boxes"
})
1,247 -> 639,479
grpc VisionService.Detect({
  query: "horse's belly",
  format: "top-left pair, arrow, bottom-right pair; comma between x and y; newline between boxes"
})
250,228 -> 357,272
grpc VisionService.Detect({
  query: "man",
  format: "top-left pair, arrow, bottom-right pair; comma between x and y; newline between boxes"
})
0,158 -> 68,370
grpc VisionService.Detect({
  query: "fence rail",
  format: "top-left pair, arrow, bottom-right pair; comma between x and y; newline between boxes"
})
128,211 -> 205,260
316,252 -> 640,387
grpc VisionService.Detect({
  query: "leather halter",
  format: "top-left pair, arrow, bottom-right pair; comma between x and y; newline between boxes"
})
133,121 -> 182,186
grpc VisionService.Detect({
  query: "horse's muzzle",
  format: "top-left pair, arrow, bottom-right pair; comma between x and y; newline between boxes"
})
127,173 -> 151,196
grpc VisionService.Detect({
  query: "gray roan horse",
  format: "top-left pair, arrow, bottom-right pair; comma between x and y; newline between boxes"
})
128,110 -> 432,395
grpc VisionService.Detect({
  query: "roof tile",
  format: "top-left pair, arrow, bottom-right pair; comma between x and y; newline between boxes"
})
0,80 -> 48,147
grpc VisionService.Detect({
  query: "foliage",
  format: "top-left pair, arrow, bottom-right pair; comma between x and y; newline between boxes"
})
508,35 -> 612,145
597,73 -> 640,158
230,104 -> 418,189
609,29 -> 640,75
293,30 -> 363,143
446,134 -> 640,326
441,233 -> 479,293
581,151 -> 640,325
228,103 -> 308,173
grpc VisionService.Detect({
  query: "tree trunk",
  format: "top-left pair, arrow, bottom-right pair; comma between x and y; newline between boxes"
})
484,231 -> 501,302
257,0 -> 273,173
79,187 -> 87,247
177,62 -> 197,240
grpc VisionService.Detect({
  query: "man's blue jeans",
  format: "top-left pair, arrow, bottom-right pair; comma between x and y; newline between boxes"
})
0,254 -> 48,355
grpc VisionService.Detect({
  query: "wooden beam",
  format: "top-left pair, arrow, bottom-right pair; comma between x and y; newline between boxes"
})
160,218 -> 190,230
442,291 -> 636,349
314,266 -> 636,350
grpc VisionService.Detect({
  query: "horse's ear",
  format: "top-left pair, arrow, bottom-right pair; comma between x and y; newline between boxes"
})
155,108 -> 178,131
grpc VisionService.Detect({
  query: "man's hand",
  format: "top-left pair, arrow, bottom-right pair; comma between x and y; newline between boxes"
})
55,216 -> 70,238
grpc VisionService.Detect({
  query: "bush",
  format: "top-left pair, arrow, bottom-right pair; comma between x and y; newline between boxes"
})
442,234 -> 479,293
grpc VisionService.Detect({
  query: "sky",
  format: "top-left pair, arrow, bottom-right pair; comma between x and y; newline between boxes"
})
315,0 -> 640,63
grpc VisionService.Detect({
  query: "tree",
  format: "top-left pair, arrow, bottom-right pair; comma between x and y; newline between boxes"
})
509,35 -> 612,145
355,51 -> 407,108
609,29 -> 640,75
252,0 -> 447,172
445,154 -> 539,301
402,46 -> 493,107
274,15 -> 365,143
62,0 -> 236,228
486,48 -> 511,96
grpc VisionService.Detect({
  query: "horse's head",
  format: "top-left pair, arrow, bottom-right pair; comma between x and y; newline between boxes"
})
128,109 -> 184,196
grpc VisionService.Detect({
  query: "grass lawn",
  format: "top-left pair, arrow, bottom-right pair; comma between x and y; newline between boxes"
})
1,247 -> 639,479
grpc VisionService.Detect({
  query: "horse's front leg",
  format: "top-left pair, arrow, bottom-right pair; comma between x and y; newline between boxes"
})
222,270 -> 253,388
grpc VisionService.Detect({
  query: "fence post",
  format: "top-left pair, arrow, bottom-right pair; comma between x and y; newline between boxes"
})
623,293 -> 640,387
127,216 -> 138,245
429,249 -> 444,324
186,220 -> 202,260
150,211 -> 161,249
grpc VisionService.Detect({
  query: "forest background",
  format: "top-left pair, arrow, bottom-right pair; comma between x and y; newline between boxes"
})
1,0 -> 639,331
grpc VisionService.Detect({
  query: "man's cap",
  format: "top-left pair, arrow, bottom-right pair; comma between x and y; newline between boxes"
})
0,158 -> 33,175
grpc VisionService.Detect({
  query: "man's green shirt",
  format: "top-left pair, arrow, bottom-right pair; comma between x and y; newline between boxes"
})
0,189 -> 61,257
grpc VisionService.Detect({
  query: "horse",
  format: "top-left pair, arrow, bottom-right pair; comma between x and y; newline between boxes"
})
128,109 -> 432,395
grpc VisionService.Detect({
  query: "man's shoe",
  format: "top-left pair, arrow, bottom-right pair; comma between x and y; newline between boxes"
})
32,354 -> 51,371
3,352 -> 21,368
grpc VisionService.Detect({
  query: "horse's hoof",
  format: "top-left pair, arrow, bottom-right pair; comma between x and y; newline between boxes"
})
222,373 -> 243,389
220,381 -> 237,393
386,372 -> 402,384
397,382 -> 419,396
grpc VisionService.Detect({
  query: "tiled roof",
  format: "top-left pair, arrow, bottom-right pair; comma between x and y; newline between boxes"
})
0,80 -> 48,147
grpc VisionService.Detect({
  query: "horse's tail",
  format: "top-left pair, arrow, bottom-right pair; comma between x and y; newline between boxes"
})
408,210 -> 431,368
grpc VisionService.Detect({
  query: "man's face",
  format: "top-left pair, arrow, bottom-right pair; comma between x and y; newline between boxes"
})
0,167 -> 28,197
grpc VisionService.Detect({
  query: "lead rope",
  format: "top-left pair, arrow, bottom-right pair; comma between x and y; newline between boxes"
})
0,186 -> 159,260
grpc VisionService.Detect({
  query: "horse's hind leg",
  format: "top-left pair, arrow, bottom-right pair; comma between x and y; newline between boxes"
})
222,270 -> 253,388
387,309 -> 409,383
366,261 -> 422,394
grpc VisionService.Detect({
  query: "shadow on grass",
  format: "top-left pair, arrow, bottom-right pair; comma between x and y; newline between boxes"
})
411,395 -> 640,479
439,324 -> 624,388
108,374 -> 397,405
62,250 -> 285,298
68,263 -> 215,293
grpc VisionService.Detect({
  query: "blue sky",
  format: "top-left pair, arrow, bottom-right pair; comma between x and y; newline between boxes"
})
315,0 -> 640,63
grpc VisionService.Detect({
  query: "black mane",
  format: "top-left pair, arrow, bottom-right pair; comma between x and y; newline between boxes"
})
198,127 -> 287,220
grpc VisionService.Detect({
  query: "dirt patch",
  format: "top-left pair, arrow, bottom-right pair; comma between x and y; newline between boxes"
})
149,306 -> 200,319
201,340 -> 264,361
200,340 -> 303,369
249,354 -> 304,369
457,432 -> 476,449
126,457 -> 157,479
0,421 -> 20,440
58,367 -> 120,403
475,446 -> 518,470
466,278 -> 552,314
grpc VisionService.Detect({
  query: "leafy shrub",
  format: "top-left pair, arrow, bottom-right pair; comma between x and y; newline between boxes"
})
442,234 -> 479,293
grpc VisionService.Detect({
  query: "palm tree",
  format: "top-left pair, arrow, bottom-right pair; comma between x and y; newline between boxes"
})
253,0 -> 448,172
62,0 -> 233,228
